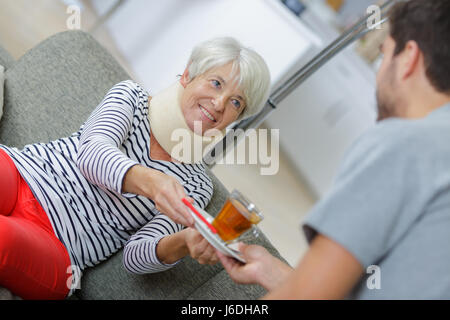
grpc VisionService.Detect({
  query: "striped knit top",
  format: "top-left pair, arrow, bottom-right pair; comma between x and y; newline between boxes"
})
0,80 -> 213,294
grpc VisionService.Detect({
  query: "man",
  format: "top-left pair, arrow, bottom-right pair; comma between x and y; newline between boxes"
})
217,0 -> 450,299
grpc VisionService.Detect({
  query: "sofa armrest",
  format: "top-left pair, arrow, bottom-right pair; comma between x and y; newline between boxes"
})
0,30 -> 287,300
76,167 -> 286,300
0,30 -> 129,148
76,167 -> 236,300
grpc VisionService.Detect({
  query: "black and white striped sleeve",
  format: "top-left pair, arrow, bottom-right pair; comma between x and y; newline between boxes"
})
77,80 -> 140,196
188,165 -> 214,211
123,213 -> 184,274
123,168 -> 214,274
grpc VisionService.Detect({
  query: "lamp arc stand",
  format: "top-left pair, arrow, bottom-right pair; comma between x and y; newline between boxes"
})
203,0 -> 398,168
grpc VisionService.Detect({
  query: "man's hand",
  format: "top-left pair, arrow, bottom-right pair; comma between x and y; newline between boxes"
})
217,236 -> 363,299
216,243 -> 292,291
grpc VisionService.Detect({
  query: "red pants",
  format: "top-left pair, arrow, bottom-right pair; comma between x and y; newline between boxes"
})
0,148 -> 71,299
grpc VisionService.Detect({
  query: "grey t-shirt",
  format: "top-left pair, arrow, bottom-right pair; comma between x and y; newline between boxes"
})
302,103 -> 450,299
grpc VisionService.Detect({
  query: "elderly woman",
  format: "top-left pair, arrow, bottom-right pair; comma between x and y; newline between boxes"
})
0,37 -> 270,299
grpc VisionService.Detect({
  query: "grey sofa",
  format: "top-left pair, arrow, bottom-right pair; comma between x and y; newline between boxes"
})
0,30 -> 285,300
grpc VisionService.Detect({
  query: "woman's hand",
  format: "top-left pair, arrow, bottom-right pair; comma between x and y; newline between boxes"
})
216,243 -> 292,291
184,228 -> 219,265
156,227 -> 219,265
122,165 -> 194,227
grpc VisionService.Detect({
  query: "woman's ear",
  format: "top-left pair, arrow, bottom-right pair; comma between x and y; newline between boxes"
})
180,66 -> 190,88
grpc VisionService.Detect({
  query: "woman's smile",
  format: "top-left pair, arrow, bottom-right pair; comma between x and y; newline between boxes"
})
198,104 -> 217,122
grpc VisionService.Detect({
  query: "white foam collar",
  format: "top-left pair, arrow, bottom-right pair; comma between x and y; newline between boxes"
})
148,81 -> 224,164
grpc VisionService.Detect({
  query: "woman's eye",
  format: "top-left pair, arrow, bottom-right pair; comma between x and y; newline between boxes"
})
232,99 -> 241,109
211,80 -> 221,88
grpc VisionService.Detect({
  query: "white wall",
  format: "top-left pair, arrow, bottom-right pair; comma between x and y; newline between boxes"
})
92,0 -> 320,93
265,46 -> 377,198
94,0 -> 318,93
93,0 -> 377,199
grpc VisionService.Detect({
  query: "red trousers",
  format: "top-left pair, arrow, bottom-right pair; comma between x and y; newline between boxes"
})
0,148 -> 71,299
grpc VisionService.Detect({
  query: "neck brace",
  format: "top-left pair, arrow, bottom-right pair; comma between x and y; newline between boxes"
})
148,81 -> 225,164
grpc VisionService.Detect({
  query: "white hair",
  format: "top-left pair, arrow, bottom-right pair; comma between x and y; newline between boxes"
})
186,37 -> 271,121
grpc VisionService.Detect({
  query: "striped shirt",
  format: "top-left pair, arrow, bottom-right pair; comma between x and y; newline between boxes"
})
0,80 -> 213,294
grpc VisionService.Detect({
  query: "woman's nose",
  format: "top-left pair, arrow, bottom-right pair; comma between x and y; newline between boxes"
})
211,96 -> 226,112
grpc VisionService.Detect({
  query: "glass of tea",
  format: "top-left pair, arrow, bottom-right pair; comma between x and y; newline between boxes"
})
212,189 -> 263,242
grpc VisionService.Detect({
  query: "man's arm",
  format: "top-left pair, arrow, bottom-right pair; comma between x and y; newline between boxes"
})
217,234 -> 363,299
264,234 -> 363,299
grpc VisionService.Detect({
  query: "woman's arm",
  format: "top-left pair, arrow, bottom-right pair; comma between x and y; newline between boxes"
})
77,81 -> 193,226
77,81 -> 140,196
263,234 -> 363,299
122,164 -> 194,226
156,228 -> 218,265
154,229 -> 189,264
123,172 -> 215,273
123,214 -> 185,273
123,216 -> 218,273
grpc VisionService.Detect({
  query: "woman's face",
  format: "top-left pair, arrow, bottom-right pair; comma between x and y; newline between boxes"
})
180,63 -> 246,134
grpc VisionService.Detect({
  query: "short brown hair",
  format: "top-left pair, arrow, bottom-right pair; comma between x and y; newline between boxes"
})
389,0 -> 450,93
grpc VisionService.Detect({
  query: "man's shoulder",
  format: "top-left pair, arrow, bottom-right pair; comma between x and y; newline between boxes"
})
365,117 -> 420,141
337,116 -> 450,175
355,116 -> 446,155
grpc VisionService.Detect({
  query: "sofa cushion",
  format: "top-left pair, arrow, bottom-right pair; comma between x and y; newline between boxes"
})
187,268 -> 264,300
76,168 -> 269,300
0,286 -> 21,300
77,226 -> 278,300
77,236 -> 274,300
0,30 -> 285,300
0,30 -> 129,148
0,44 -> 15,70
78,247 -> 268,300
78,248 -> 224,300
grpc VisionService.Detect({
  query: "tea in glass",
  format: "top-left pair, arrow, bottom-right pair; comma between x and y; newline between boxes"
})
212,190 -> 263,242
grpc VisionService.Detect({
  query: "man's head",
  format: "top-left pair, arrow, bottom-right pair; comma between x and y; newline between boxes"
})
376,0 -> 450,121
